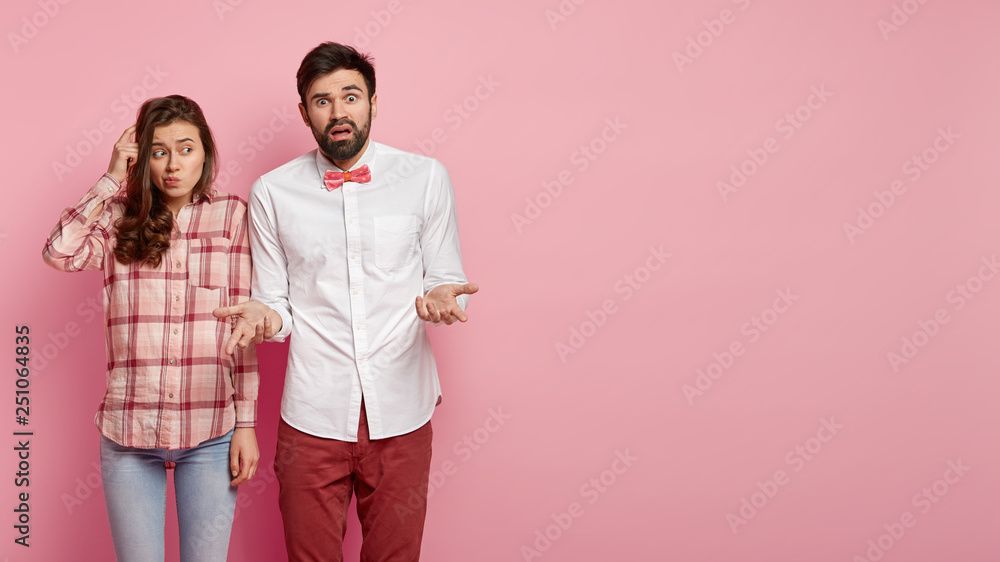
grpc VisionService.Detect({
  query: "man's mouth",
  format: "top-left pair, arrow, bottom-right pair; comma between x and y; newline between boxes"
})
329,124 -> 353,141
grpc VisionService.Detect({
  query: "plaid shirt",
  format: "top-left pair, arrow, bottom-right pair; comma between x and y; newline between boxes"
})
43,174 -> 258,450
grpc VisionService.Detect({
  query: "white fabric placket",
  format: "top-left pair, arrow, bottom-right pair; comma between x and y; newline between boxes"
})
341,182 -> 374,438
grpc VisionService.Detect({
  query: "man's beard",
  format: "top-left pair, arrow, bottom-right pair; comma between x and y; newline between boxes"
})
312,109 -> 371,163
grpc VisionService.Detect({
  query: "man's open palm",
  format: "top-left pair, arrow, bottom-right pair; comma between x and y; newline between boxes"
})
415,283 -> 479,325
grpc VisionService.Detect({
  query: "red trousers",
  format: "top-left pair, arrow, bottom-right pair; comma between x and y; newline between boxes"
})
275,402 -> 433,561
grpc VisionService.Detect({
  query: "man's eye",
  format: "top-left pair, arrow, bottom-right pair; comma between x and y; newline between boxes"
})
318,99 -> 329,106
347,95 -> 357,102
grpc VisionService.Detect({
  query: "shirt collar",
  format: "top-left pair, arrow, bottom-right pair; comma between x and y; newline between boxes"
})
193,188 -> 215,204
314,142 -> 378,189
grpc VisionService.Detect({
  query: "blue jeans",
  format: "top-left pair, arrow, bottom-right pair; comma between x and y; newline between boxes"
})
100,428 -> 238,561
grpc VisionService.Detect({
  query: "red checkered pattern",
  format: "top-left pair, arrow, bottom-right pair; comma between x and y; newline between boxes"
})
43,174 -> 258,449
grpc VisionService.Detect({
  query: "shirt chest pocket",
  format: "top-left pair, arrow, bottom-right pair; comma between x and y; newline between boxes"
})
187,237 -> 231,289
374,215 -> 418,270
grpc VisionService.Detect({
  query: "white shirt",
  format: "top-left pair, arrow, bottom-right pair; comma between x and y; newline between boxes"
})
249,141 -> 469,441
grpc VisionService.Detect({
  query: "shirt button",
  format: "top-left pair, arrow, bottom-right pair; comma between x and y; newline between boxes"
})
175,262 -> 181,268
355,323 -> 363,330
168,393 -> 174,398
352,289 -> 360,295
175,296 -> 180,302
350,253 -> 358,261
348,218 -> 354,224
169,358 -> 176,365
358,358 -> 366,366
173,329 -> 178,335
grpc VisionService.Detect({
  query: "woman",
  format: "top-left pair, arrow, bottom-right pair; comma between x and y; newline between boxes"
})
42,95 -> 259,561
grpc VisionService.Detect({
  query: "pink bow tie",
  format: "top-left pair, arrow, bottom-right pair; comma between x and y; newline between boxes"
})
324,165 -> 372,191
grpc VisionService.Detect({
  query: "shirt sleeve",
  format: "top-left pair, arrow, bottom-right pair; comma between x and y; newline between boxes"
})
42,174 -> 120,272
421,160 -> 470,311
248,177 -> 293,341
228,200 -> 259,427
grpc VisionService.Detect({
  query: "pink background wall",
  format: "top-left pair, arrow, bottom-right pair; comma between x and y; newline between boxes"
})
3,0 -> 999,560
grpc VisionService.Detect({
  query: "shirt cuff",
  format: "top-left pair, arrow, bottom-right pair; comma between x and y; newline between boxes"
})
92,174 -> 122,201
267,306 -> 293,342
234,399 -> 257,427
102,172 -> 122,190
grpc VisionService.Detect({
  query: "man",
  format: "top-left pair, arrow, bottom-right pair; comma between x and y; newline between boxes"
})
215,42 -> 477,560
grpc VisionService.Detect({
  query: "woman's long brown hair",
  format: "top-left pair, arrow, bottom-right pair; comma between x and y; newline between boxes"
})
113,95 -> 218,267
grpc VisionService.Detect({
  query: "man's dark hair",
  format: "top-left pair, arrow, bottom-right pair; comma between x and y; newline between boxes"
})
297,42 -> 376,105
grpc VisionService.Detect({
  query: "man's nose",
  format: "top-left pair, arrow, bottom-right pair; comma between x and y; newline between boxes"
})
331,99 -> 349,120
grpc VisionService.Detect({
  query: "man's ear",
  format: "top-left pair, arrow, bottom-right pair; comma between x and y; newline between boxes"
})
298,103 -> 310,126
370,93 -> 377,120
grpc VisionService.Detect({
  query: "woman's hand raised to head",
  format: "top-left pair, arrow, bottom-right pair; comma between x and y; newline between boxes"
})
107,125 -> 138,184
